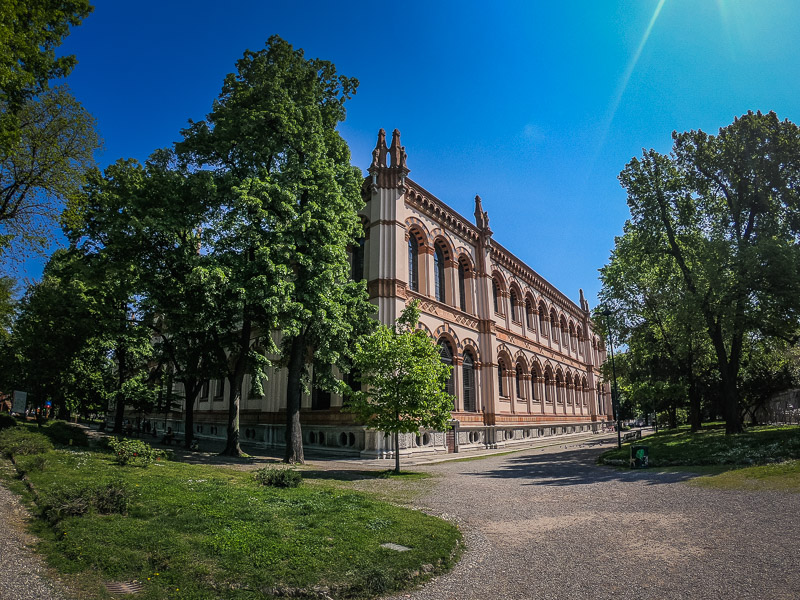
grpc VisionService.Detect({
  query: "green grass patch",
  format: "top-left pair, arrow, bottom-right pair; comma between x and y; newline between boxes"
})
5,441 -> 462,599
689,460 -> 800,493
598,424 -> 800,468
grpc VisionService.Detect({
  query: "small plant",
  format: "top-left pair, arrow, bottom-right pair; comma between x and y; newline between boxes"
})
15,454 -> 47,474
254,466 -> 302,488
41,480 -> 131,523
107,437 -> 167,467
0,413 -> 18,431
0,428 -> 53,458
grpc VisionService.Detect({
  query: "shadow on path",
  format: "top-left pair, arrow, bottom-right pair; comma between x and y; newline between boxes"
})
465,445 -> 700,487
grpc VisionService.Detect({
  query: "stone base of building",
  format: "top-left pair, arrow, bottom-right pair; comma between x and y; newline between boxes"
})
138,413 -> 610,460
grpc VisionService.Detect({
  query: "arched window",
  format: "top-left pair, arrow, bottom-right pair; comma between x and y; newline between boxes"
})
351,237 -> 365,282
492,280 -> 500,313
498,361 -> 505,396
526,299 -> 534,329
538,302 -> 547,335
544,372 -> 552,403
438,340 -> 455,398
515,364 -> 523,397
458,262 -> 467,311
530,371 -> 537,401
434,245 -> 445,303
509,289 -> 518,321
463,351 -> 475,412
408,237 -> 419,292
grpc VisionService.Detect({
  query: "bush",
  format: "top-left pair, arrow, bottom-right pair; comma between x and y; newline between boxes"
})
15,454 -> 47,474
0,413 -> 18,431
107,437 -> 167,467
41,421 -> 89,447
41,480 -> 131,523
254,466 -> 302,488
0,428 -> 53,458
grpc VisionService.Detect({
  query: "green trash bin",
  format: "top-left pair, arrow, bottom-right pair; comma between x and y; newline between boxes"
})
630,445 -> 649,469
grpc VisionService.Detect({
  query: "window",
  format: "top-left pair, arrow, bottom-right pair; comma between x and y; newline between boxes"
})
509,289 -> 518,321
213,379 -> 223,401
408,237 -> 419,292
201,380 -> 210,400
493,280 -> 500,313
515,365 -> 523,397
463,351 -> 475,412
439,340 -> 455,398
434,245 -> 445,303
544,373 -> 551,403
458,262 -> 467,311
498,362 -> 505,396
530,373 -> 537,401
352,237 -> 365,281
538,302 -> 547,335
311,371 -> 331,410
526,300 -> 534,329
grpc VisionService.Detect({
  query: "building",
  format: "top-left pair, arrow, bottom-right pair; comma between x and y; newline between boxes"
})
161,129 -> 613,458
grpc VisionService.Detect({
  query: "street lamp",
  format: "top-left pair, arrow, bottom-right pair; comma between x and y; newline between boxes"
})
601,309 -> 622,449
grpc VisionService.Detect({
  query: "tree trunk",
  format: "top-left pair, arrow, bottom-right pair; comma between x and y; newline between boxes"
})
394,431 -> 400,474
284,333 -> 305,464
113,341 -> 126,433
182,379 -> 200,450
221,373 -> 243,456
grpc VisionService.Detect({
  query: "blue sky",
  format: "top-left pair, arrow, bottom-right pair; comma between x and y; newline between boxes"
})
30,0 -> 800,307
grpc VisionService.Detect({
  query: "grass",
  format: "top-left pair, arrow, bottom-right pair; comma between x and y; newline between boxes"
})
598,424 -> 800,468
2,427 -> 463,599
689,460 -> 800,493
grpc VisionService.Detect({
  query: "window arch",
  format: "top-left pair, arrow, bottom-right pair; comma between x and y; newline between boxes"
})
538,301 -> 548,335
463,350 -> 476,412
434,244 -> 446,303
438,339 -> 455,399
408,237 -> 419,292
509,289 -> 519,322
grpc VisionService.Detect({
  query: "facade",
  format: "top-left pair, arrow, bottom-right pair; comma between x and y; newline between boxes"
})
159,129 -> 613,458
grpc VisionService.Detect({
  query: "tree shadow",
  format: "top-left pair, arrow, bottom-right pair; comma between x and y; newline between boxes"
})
301,469 -> 385,482
465,445 -> 704,487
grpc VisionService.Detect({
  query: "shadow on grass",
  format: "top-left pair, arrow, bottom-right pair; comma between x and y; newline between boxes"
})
302,469 -> 430,482
465,443 -> 710,487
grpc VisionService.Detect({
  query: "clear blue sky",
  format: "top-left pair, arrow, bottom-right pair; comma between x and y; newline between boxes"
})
31,0 -> 800,307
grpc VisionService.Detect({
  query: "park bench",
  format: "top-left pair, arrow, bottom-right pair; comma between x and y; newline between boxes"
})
622,430 -> 642,442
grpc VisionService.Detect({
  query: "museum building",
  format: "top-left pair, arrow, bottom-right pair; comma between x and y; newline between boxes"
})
164,129 -> 613,458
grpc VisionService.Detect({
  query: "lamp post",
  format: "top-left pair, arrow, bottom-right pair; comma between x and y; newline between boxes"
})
601,309 -> 622,449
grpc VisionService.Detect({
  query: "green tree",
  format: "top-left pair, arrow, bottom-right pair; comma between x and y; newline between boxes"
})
347,301 -> 455,474
0,1 -> 98,259
617,111 -> 800,434
178,36 -> 374,460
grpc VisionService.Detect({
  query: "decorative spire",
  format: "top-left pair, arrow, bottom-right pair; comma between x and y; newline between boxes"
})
371,128 -> 388,168
474,194 -> 489,230
389,128 -> 407,169
579,288 -> 589,312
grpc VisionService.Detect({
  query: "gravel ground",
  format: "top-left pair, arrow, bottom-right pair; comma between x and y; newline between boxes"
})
0,483 -> 69,600
384,436 -> 800,600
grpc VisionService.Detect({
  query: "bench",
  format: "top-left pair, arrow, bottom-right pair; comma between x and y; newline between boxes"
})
622,430 -> 642,442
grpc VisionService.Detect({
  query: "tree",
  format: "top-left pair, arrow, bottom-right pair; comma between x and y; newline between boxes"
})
178,36 -> 374,460
617,111 -> 800,434
347,301 -> 455,474
0,1 -> 98,259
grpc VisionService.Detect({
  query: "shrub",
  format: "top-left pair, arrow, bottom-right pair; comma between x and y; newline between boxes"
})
107,437 -> 167,467
41,480 -> 131,523
254,466 -> 302,488
0,428 -> 53,458
0,413 -> 18,431
15,454 -> 47,474
41,421 -> 89,447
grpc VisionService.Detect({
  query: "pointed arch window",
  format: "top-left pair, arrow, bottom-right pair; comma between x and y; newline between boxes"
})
438,340 -> 455,399
515,364 -> 523,397
530,372 -> 537,401
463,351 -> 475,412
493,280 -> 500,313
498,361 -> 505,397
458,262 -> 467,311
434,245 -> 446,303
408,237 -> 419,292
509,289 -> 518,321
544,372 -> 552,403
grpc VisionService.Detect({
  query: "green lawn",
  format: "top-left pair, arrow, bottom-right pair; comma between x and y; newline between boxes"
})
599,424 -> 800,467
1,425 -> 462,599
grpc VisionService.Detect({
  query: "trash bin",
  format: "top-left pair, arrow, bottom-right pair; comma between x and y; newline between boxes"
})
630,445 -> 649,469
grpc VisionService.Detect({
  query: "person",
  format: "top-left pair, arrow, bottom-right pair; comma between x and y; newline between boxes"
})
163,427 -> 174,445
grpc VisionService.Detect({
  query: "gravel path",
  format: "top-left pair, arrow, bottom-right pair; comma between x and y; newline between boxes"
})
0,482 -> 69,600
385,436 -> 800,600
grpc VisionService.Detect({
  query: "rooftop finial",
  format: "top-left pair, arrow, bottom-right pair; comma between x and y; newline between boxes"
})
474,194 -> 489,229
389,128 -> 407,169
371,128 -> 388,168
